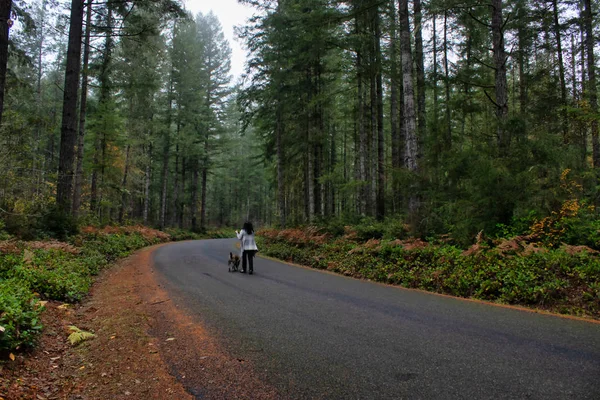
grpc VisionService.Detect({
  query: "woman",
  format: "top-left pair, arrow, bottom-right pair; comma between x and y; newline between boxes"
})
236,221 -> 258,274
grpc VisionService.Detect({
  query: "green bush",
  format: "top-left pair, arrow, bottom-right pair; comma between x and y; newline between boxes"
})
38,206 -> 79,240
0,279 -> 43,351
0,226 -> 177,352
259,229 -> 600,317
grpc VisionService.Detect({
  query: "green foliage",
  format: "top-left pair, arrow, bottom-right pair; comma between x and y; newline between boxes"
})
0,279 -> 44,351
259,230 -> 600,317
38,206 -> 79,240
0,225 -> 176,352
67,325 -> 95,346
9,250 -> 92,302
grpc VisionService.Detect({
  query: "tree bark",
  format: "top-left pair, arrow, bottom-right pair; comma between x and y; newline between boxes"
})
276,101 -> 286,227
57,0 -> 85,213
443,11 -> 451,147
375,8 -> 384,221
389,0 -> 400,177
191,158 -> 199,231
118,144 -> 131,224
584,0 -> 599,167
143,144 -> 151,225
72,0 -> 93,217
399,0 -> 419,218
90,2 -> 113,214
552,0 -> 568,142
0,0 -> 12,127
413,0 -> 426,143
491,0 -> 509,155
160,76 -> 173,229
356,4 -> 367,216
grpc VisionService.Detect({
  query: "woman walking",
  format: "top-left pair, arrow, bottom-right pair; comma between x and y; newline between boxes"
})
236,221 -> 258,274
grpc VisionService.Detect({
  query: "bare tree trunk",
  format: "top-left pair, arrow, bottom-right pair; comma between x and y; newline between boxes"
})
179,156 -> 185,228
356,6 -> 367,217
413,0 -> 426,142
57,0 -> 84,213
90,3 -> 113,214
143,144 -> 151,225
304,68 -> 315,222
552,0 -> 568,142
491,0 -> 509,155
73,0 -> 93,217
584,0 -> 599,167
160,77 -> 173,229
399,0 -> 419,218
34,0 -> 47,194
369,23 -> 377,218
276,102 -> 286,227
191,158 -> 199,231
443,11 -> 451,146
0,0 -> 13,127
200,153 -> 208,231
389,0 -> 400,182
330,125 -> 336,217
432,15 -> 440,169
375,8 -> 384,220
171,140 -> 179,226
118,145 -> 131,224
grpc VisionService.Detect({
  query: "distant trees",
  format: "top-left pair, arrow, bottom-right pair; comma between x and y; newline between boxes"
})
238,0 -> 600,242
1,0 -> 599,244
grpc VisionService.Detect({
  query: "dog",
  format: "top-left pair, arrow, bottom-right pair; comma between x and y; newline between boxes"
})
228,252 -> 241,272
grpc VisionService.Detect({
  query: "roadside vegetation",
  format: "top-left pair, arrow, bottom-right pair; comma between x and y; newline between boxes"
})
258,199 -> 600,319
0,225 -> 232,354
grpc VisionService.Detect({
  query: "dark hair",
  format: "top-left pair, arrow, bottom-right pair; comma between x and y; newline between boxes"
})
243,221 -> 254,234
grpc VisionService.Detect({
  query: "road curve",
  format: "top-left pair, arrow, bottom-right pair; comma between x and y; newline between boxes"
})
152,239 -> 600,399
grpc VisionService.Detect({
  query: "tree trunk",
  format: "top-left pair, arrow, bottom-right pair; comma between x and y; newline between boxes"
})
72,0 -> 93,217
369,19 -> 377,218
443,11 -> 451,146
330,125 -> 336,217
431,15 -> 440,169
57,0 -> 84,213
191,158 -> 199,232
399,0 -> 419,218
276,102 -> 286,228
491,0 -> 509,155
584,0 -> 599,167
375,8 -> 384,221
160,77 -> 173,229
34,0 -> 46,193
118,144 -> 131,224
389,0 -> 400,183
356,6 -> 367,217
143,144 -> 151,225
552,0 -> 568,142
0,0 -> 12,127
200,154 -> 208,232
413,0 -> 426,143
306,70 -> 315,222
90,3 -> 113,214
179,156 -> 185,229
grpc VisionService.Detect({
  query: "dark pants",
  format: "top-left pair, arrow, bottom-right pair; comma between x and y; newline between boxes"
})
242,250 -> 257,272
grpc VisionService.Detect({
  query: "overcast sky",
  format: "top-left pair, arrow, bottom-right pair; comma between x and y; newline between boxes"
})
184,0 -> 256,82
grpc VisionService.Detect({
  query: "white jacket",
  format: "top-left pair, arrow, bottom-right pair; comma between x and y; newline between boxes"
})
236,229 -> 258,253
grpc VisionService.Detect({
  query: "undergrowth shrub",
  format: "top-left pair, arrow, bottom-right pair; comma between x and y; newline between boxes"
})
0,225 -> 174,352
0,279 -> 43,351
259,229 -> 600,317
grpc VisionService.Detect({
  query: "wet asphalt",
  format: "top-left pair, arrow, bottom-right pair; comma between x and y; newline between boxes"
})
152,239 -> 600,399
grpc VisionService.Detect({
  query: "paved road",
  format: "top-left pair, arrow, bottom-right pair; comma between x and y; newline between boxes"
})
152,239 -> 600,399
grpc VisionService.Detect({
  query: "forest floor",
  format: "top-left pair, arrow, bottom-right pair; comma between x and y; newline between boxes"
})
0,244 -> 277,400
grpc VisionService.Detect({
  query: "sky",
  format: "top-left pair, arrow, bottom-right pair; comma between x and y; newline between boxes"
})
184,0 -> 256,82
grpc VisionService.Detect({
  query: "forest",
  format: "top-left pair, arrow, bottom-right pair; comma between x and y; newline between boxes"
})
1,0 -> 600,364
0,0 -> 599,245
